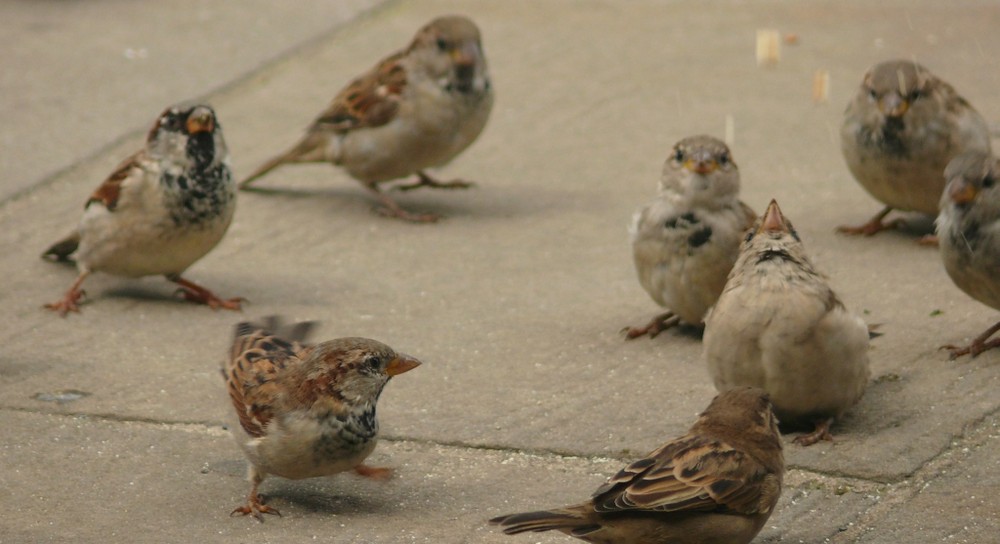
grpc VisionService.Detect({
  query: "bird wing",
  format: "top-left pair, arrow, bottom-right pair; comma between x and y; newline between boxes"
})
84,150 -> 148,211
312,51 -> 408,133
224,322 -> 314,438
591,435 -> 776,516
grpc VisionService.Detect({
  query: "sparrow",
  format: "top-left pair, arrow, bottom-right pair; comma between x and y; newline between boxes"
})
224,317 -> 421,520
42,103 -> 241,316
489,387 -> 784,544
704,200 -> 871,446
238,15 -> 494,223
838,59 -> 992,238
624,136 -> 756,339
936,151 -> 1000,359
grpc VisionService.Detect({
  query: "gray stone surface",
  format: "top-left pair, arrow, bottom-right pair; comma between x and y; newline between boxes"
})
2,0 -> 1000,542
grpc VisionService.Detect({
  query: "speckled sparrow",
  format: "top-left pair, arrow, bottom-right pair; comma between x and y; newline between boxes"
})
490,387 -> 783,544
624,136 -> 756,339
224,317 -> 421,520
839,59 -> 991,238
936,151 -> 1000,359
704,200 -> 871,446
42,103 -> 240,315
239,15 -> 493,223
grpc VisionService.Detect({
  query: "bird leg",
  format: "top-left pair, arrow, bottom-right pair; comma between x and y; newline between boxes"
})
916,234 -> 940,247
231,471 -> 280,521
793,417 -> 835,446
621,312 -> 682,340
43,271 -> 90,317
836,206 -> 905,236
354,463 -> 394,481
941,319 -> 1000,359
393,170 -> 476,192
166,275 -> 243,311
365,184 -> 439,223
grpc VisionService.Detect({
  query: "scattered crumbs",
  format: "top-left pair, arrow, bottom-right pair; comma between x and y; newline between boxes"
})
874,373 -> 901,384
930,309 -> 943,317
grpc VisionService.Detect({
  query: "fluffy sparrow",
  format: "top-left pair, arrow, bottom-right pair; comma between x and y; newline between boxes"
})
936,151 -> 1000,358
704,200 -> 871,446
224,317 -> 421,520
839,59 -> 992,238
42,103 -> 240,315
489,387 -> 783,544
239,15 -> 493,223
624,136 -> 756,339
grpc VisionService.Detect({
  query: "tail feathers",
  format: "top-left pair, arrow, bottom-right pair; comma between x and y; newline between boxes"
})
239,132 -> 332,189
233,316 -> 318,343
489,508 -> 599,536
42,232 -> 81,262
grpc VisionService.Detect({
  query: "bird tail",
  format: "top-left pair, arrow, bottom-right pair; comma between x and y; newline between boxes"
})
42,231 -> 81,262
489,507 -> 600,536
238,131 -> 332,190
233,316 -> 318,344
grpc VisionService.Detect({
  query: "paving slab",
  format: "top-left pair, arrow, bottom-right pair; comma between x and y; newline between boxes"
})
3,0 -> 1000,542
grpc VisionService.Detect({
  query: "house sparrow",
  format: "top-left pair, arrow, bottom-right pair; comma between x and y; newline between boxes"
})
489,387 -> 783,544
624,136 -> 756,339
224,317 -> 421,520
838,59 -> 992,238
704,200 -> 871,446
936,151 -> 1000,359
42,103 -> 241,315
239,15 -> 493,223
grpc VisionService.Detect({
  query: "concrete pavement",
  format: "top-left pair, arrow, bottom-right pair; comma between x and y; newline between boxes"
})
2,0 -> 1000,542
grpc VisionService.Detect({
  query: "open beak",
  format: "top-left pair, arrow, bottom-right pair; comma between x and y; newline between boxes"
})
759,199 -> 789,234
877,92 -> 909,117
385,353 -> 422,376
185,108 -> 215,134
947,178 -> 978,205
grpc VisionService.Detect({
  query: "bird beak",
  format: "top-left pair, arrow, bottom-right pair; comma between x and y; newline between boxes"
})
451,41 -> 480,68
877,92 -> 909,117
947,178 -> 978,205
759,199 -> 788,233
185,109 -> 215,134
683,149 -> 718,175
385,353 -> 422,376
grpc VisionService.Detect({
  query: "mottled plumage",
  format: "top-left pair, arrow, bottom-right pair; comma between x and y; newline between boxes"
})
42,103 -> 239,315
239,15 -> 494,222
490,387 -> 783,544
225,317 -> 420,520
625,136 -> 756,339
705,200 -> 871,445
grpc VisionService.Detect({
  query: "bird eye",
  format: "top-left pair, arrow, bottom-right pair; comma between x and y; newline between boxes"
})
744,230 -> 755,242
718,153 -> 730,166
984,176 -> 995,189
364,355 -> 382,370
673,149 -> 684,162
436,38 -> 449,51
908,90 -> 922,101
867,88 -> 878,100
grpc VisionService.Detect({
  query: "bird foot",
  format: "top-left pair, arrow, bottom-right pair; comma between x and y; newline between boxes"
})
916,234 -> 939,247
835,217 -> 905,237
793,418 -> 835,446
394,172 -> 476,192
43,288 -> 86,317
621,312 -> 681,340
354,464 -> 394,481
941,320 -> 1000,359
231,493 -> 281,521
169,276 -> 243,311
373,205 -> 440,223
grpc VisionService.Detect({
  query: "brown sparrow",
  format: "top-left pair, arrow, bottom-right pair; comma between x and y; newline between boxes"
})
239,15 -> 493,223
936,151 -> 1000,359
624,136 -> 756,339
490,387 -> 784,544
224,317 -> 421,520
42,103 -> 240,315
839,59 -> 992,237
704,200 -> 871,446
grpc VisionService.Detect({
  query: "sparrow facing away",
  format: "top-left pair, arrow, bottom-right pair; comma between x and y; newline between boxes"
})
624,136 -> 756,339
224,317 -> 421,520
239,15 -> 494,223
839,59 -> 992,238
936,151 -> 1000,359
704,200 -> 871,446
42,103 -> 240,316
489,387 -> 784,544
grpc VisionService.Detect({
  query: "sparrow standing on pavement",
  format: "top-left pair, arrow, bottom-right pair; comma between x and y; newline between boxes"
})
624,136 -> 756,339
42,103 -> 241,315
936,151 -> 1000,359
490,387 -> 784,544
239,15 -> 494,223
224,317 -> 421,520
704,200 -> 871,446
839,59 -> 992,237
